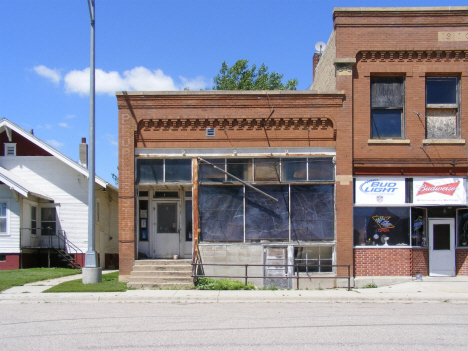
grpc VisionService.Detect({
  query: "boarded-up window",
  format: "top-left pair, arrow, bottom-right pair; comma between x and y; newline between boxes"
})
426,77 -> 459,139
371,77 -> 404,139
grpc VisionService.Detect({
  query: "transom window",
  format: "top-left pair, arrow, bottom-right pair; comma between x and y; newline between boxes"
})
426,77 -> 459,139
370,76 -> 405,139
136,159 -> 192,184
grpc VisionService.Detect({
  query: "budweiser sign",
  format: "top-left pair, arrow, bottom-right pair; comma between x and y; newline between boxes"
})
413,177 -> 466,205
416,181 -> 460,196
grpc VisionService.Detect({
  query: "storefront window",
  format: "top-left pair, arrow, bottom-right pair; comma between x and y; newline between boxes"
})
411,208 -> 427,247
457,209 -> 468,247
353,207 -> 410,246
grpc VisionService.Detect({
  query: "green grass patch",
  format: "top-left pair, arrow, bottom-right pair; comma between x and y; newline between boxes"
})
196,277 -> 254,290
44,272 -> 131,293
0,268 -> 79,292
361,283 -> 378,289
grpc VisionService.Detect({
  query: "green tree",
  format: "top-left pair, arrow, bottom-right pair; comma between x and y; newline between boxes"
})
213,59 -> 298,90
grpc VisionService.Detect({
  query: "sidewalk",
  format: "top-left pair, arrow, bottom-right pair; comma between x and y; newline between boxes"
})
2,275 -> 468,304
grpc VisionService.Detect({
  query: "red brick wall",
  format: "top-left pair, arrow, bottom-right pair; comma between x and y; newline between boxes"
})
412,248 -> 429,276
0,254 -> 20,270
354,248 -> 412,276
456,249 -> 468,275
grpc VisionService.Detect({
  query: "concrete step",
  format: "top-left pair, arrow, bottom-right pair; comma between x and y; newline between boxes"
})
134,259 -> 192,266
129,271 -> 192,277
127,282 -> 194,289
131,265 -> 192,272
128,276 -> 193,284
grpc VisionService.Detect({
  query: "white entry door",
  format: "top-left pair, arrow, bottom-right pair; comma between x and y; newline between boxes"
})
151,201 -> 180,258
428,219 -> 455,276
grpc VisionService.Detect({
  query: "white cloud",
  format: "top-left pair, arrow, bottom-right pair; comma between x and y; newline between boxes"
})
34,65 -> 61,84
179,76 -> 208,91
65,114 -> 76,119
47,139 -> 64,148
58,122 -> 70,128
104,134 -> 118,146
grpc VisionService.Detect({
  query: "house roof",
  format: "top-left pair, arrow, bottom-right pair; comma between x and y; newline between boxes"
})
0,118 -> 117,192
0,166 -> 53,201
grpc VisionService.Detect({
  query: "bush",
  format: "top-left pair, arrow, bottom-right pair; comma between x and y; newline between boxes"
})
196,277 -> 254,290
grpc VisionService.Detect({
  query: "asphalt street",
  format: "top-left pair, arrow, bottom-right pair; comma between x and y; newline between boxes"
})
1,302 -> 467,350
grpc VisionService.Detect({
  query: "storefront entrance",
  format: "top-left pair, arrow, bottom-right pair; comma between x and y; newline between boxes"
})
429,218 -> 455,276
151,200 -> 180,258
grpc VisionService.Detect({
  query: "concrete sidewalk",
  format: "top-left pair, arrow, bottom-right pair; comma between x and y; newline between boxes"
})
2,274 -> 468,304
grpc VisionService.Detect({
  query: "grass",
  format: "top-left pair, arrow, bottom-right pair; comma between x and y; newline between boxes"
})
361,283 -> 378,289
196,277 -> 255,290
44,272 -> 131,293
0,268 -> 79,292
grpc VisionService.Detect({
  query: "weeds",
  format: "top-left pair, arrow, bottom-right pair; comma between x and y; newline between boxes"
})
196,277 -> 254,290
361,283 -> 378,289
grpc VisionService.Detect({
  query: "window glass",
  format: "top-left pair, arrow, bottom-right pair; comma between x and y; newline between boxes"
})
353,207 -> 410,246
185,200 -> 192,241
427,77 -> 457,104
0,203 -> 7,233
433,224 -> 451,250
426,109 -> 457,139
294,246 -> 333,273
199,186 -> 244,242
281,158 -> 306,181
290,185 -> 334,241
371,110 -> 402,138
245,186 -> 289,241
227,159 -> 252,181
308,158 -> 334,181
136,159 -> 163,183
139,200 -> 148,241
457,209 -> 468,247
165,159 -> 192,182
41,208 -> 56,236
200,159 -> 225,182
157,203 -> 178,233
411,208 -> 427,247
254,158 -> 280,181
31,206 -> 37,235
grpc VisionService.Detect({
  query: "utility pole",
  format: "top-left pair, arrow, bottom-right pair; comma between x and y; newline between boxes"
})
82,0 -> 102,284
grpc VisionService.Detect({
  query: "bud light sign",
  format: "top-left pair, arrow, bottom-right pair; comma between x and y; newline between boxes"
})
355,178 -> 406,205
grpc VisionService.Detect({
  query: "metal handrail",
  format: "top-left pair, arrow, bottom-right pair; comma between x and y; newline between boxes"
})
192,262 -> 351,291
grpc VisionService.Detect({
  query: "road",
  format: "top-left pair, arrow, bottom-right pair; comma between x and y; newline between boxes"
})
1,302 -> 467,350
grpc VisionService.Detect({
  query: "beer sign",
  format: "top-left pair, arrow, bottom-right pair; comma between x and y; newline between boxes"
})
355,178 -> 406,205
413,177 -> 466,205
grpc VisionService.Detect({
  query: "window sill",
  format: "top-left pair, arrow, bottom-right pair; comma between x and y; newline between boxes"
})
367,139 -> 410,144
422,139 -> 465,145
354,245 -> 410,249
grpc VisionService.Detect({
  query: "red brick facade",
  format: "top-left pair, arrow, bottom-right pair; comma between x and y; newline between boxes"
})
456,249 -> 468,275
0,254 -> 20,270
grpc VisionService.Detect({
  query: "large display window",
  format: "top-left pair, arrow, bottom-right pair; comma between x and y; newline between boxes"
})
353,207 -> 410,246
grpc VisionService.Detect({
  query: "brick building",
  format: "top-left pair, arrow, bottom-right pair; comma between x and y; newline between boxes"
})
118,6 -> 468,286
313,6 -> 468,277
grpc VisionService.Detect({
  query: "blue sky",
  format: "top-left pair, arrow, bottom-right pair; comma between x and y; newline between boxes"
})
1,0 -> 466,186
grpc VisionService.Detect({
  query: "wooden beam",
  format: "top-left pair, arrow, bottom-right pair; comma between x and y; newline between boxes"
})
192,157 -> 199,264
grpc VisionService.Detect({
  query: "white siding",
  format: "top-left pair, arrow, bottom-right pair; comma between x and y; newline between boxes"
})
0,185 -> 20,253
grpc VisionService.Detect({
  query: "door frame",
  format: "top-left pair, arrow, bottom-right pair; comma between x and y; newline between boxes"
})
151,199 -> 181,258
428,218 -> 456,276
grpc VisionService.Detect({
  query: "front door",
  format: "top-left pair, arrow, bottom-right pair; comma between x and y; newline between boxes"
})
428,218 -> 455,276
151,201 -> 180,258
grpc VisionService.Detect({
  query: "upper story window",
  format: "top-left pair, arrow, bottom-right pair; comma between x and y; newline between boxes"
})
370,77 -> 405,139
4,143 -> 16,156
426,77 -> 459,139
136,159 -> 192,184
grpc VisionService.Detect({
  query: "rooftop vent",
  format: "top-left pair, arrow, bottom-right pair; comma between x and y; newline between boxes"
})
206,128 -> 215,137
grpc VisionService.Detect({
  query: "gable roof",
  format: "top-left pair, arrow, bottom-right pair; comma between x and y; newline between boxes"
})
0,166 -> 53,201
0,118 -> 117,191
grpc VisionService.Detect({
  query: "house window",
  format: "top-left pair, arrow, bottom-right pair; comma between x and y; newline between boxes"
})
31,206 -> 37,235
0,202 -> 7,234
0,254 -> 5,262
4,143 -> 16,156
41,208 -> 56,235
370,77 -> 405,139
426,77 -> 459,139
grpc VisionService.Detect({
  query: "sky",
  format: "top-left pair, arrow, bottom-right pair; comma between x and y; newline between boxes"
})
1,0 -> 467,186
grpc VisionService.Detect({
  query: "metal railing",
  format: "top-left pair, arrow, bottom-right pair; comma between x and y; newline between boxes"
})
192,262 -> 351,290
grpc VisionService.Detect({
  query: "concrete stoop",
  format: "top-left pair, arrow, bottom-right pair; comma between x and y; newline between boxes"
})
127,259 -> 194,289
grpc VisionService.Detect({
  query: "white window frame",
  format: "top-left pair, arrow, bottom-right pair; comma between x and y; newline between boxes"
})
4,143 -> 16,156
0,199 -> 10,236
39,205 -> 58,236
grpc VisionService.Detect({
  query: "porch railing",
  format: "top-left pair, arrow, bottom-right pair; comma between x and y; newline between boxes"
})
192,262 -> 351,290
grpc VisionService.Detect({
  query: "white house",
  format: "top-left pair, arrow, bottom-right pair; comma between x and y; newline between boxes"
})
0,118 -> 118,270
